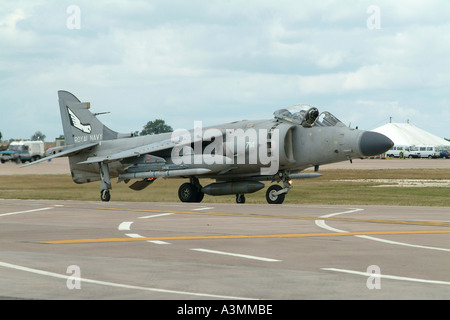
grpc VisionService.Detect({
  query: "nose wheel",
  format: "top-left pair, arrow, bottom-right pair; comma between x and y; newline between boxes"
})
265,171 -> 292,204
266,185 -> 285,204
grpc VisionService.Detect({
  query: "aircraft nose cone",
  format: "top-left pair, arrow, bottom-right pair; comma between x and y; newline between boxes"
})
359,131 -> 394,157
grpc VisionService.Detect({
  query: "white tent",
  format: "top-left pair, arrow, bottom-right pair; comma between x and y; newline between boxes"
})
372,122 -> 450,147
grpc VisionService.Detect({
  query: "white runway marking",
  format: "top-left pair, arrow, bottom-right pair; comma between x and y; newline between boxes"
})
121,213 -> 175,245
0,207 -> 54,217
191,248 -> 281,262
149,240 -> 170,245
118,222 -> 133,231
125,233 -> 144,238
322,268 -> 450,286
138,213 -> 175,219
0,260 -> 254,299
355,234 -> 450,252
125,233 -> 169,245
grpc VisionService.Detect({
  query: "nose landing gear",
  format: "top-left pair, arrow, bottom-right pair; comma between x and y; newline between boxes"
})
265,171 -> 292,204
266,185 -> 285,204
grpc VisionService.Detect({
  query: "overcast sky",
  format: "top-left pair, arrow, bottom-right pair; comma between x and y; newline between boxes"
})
1,0 -> 449,141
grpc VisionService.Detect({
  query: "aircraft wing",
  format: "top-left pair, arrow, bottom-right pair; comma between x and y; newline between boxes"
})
78,139 -> 175,164
78,130 -> 225,165
21,142 -> 99,167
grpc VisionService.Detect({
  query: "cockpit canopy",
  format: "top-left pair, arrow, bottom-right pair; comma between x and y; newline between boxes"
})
273,104 -> 345,128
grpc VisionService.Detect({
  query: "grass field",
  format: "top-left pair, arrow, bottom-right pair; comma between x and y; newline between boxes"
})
1,169 -> 449,206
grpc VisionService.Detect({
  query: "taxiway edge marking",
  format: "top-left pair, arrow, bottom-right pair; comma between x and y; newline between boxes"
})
191,248 -> 280,262
315,209 -> 450,251
0,207 -> 54,217
0,260 -> 255,299
322,268 -> 450,286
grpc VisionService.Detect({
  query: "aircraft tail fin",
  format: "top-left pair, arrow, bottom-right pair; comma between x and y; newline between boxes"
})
58,90 -> 121,145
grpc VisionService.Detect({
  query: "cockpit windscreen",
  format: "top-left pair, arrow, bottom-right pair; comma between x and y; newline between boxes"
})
273,104 -> 345,128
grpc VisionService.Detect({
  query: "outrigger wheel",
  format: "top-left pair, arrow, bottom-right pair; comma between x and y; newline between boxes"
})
236,194 -> 245,204
99,162 -> 112,202
101,190 -> 111,202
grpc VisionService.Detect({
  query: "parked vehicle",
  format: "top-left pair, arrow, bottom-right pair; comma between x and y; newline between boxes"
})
0,141 -> 45,164
440,149 -> 449,159
407,146 -> 419,158
406,145 -> 440,158
417,145 -> 440,158
387,145 -> 411,158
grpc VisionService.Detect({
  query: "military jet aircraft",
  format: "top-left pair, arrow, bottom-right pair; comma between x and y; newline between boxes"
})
25,90 -> 393,204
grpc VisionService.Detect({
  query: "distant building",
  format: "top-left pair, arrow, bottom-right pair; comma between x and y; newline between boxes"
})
56,138 -> 65,147
372,122 -> 450,148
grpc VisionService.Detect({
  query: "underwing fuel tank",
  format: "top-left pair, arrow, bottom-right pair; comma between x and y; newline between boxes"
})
202,181 -> 265,196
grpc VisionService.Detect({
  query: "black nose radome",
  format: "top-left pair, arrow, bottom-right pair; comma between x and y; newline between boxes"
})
359,131 -> 394,157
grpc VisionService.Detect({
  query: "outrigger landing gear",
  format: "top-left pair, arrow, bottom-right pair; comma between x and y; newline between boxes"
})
236,194 -> 245,204
178,177 -> 204,203
99,162 -> 112,202
265,171 -> 292,204
101,189 -> 111,202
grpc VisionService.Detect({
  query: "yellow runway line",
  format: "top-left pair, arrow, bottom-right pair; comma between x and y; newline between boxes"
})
35,230 -> 450,244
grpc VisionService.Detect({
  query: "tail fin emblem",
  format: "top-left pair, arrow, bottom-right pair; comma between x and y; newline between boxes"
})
67,107 -> 92,133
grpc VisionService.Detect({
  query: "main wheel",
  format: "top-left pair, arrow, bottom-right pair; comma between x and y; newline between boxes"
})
178,183 -> 203,202
101,190 -> 111,202
266,185 -> 285,204
236,194 -> 245,204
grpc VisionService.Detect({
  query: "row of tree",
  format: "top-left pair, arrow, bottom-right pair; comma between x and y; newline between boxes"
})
0,131 -> 46,143
136,119 -> 173,136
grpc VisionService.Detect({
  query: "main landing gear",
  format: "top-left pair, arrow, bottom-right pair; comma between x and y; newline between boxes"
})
178,177 -> 204,203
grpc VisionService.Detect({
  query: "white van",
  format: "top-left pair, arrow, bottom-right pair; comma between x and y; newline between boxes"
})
415,145 -> 440,158
407,146 -> 420,158
387,145 -> 411,158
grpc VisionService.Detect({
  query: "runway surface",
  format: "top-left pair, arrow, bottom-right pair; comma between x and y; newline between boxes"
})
1,199 -> 449,299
